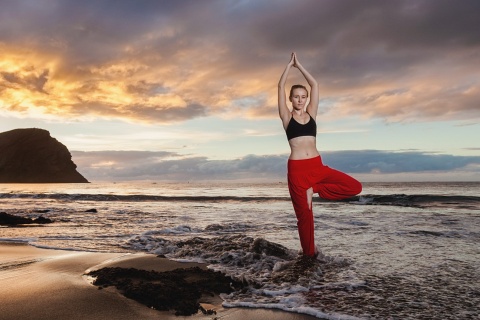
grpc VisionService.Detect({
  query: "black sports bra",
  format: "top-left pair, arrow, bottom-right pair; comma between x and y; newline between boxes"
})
286,112 -> 317,140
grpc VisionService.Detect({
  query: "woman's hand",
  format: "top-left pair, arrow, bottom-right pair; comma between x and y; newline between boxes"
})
293,53 -> 302,68
288,52 -> 296,67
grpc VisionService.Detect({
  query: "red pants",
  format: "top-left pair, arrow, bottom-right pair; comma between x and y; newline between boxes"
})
287,155 -> 362,256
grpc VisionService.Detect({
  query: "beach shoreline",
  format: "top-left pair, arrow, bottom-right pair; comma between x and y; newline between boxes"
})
0,242 -> 318,320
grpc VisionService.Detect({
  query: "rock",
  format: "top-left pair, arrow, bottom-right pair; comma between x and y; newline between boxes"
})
34,209 -> 51,213
85,208 -> 98,213
33,216 -> 53,224
250,237 -> 292,259
0,128 -> 88,183
0,212 -> 31,225
88,266 -> 244,316
0,212 -> 54,225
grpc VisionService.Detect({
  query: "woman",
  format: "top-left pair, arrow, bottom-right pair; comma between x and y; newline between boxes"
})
278,53 -> 362,257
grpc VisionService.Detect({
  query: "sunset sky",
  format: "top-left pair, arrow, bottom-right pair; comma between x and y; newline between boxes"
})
1,0 -> 479,182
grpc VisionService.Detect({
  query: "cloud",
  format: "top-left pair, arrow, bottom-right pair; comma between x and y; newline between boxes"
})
1,69 -> 49,93
321,150 -> 480,174
71,149 -> 480,181
72,150 -> 288,181
1,0 -> 479,124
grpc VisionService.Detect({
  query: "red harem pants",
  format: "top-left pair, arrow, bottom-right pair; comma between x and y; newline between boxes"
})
287,155 -> 362,256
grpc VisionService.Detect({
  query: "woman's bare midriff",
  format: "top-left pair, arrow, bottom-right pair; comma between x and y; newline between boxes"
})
288,136 -> 320,160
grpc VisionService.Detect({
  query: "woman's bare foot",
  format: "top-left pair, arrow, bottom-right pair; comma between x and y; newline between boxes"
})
306,187 -> 313,210
314,245 -> 324,260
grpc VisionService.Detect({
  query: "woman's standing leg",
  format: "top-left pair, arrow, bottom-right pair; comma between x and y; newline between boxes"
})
288,174 -> 316,256
288,157 -> 321,257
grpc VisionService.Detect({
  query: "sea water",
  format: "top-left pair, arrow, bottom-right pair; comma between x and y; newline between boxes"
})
1,182 -> 479,319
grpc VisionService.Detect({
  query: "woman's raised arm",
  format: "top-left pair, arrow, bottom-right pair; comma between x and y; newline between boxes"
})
278,53 -> 295,129
294,55 -> 319,118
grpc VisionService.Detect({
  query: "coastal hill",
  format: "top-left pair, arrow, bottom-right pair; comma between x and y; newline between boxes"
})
0,128 -> 88,183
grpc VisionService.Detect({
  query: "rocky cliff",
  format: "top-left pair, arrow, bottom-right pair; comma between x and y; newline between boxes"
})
0,128 -> 88,183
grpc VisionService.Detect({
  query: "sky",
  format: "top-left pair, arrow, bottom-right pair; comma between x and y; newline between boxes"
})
1,0 -> 479,182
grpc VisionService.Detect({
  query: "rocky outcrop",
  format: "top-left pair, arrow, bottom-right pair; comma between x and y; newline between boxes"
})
0,128 -> 88,183
0,212 -> 53,225
89,266 -> 243,316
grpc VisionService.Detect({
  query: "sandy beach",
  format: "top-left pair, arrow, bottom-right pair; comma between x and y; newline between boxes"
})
0,242 -> 318,320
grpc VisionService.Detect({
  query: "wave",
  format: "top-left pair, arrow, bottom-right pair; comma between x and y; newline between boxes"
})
124,228 -> 480,319
1,192 -> 479,209
353,194 -> 480,209
124,233 -> 361,319
0,192 -> 289,202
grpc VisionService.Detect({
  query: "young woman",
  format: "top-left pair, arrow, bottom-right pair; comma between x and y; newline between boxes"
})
278,53 -> 362,257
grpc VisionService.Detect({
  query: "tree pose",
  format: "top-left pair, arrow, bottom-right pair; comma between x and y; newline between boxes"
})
278,52 -> 362,257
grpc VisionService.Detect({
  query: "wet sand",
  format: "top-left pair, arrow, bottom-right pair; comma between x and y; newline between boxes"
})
0,242 -> 317,320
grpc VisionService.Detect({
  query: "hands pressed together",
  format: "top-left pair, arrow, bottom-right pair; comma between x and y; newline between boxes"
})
288,52 -> 302,68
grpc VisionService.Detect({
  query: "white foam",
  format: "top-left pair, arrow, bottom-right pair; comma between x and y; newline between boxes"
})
0,237 -> 37,244
141,225 -> 200,235
358,196 -> 373,205
259,284 -> 309,297
272,260 -> 294,272
170,257 -> 206,264
222,299 -> 365,320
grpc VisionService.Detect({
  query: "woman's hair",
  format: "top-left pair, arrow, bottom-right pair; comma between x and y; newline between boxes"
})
289,84 -> 308,100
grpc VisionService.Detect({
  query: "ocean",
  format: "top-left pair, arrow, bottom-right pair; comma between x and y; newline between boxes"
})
1,181 -> 479,319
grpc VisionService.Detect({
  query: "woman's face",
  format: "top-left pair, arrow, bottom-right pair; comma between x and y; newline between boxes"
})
290,88 -> 308,110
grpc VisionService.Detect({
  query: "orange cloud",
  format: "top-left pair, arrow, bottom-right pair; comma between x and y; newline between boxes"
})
1,0 -> 479,125
0,45 -> 208,123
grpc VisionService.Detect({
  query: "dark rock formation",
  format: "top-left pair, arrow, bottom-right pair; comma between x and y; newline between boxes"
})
89,266 -> 244,316
0,212 -> 53,225
251,237 -> 292,259
0,128 -> 88,183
